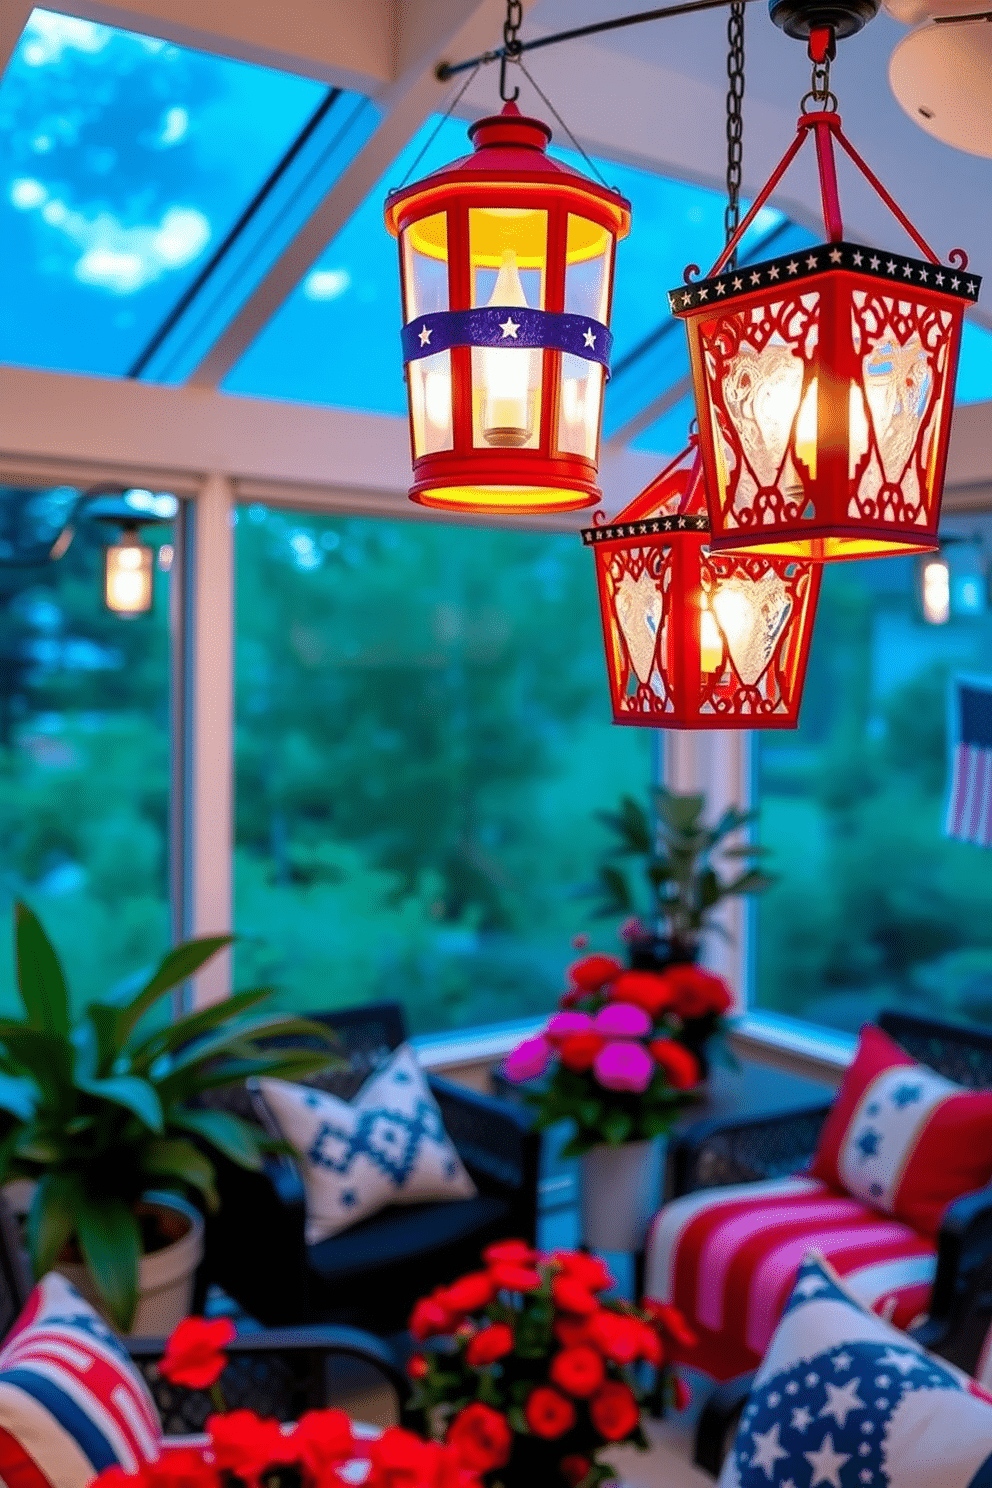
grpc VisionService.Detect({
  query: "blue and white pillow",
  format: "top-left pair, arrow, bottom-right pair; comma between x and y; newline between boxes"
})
258,1044 -> 477,1243
719,1253 -> 992,1488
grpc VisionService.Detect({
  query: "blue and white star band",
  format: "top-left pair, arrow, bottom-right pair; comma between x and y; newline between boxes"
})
668,240 -> 982,316
401,307 -> 613,372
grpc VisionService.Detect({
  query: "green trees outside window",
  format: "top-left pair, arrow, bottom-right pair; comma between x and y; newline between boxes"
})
757,536 -> 992,1032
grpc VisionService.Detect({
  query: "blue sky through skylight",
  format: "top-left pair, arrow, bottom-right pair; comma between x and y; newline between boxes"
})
0,9 -> 340,375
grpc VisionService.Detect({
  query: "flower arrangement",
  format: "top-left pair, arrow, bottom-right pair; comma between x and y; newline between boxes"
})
502,952 -> 732,1154
95,1317 -> 480,1488
406,1240 -> 694,1488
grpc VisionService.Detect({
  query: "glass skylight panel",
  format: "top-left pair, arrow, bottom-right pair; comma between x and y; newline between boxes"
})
0,9 -> 343,376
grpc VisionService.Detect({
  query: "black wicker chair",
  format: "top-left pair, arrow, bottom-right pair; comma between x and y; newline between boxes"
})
0,1191 -> 409,1436
669,1009 -> 992,1476
199,1001 -> 541,1336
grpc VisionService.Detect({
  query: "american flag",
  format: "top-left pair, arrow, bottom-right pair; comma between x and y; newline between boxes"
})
945,675 -> 992,847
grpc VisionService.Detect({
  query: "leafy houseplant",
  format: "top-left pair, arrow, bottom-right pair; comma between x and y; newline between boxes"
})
406,1241 -> 693,1488
590,786 -> 774,965
0,902 -> 339,1331
501,953 -> 727,1155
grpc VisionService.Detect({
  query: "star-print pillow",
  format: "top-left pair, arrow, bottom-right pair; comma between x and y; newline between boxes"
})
810,1024 -> 992,1237
257,1044 -> 477,1243
718,1253 -> 992,1488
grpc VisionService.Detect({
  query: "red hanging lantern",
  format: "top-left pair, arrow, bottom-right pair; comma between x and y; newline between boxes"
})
582,440 -> 822,728
670,28 -> 980,562
384,103 -> 631,515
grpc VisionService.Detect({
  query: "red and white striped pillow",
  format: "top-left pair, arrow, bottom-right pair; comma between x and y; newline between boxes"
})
0,1272 -> 162,1487
811,1024 -> 992,1237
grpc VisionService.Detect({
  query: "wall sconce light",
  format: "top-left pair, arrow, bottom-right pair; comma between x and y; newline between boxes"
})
86,489 -> 178,618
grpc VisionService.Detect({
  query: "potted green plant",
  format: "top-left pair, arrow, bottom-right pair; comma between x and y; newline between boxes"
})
0,902 -> 338,1333
589,786 -> 774,968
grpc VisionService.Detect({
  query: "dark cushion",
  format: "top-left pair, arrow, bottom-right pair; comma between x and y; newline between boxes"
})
307,1194 -> 511,1284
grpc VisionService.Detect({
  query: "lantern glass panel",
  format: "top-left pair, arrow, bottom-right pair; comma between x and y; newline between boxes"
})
468,207 -> 548,306
557,354 -> 603,459
471,345 -> 542,450
401,213 -> 449,320
409,349 -> 454,456
105,541 -> 154,616
564,215 -> 612,322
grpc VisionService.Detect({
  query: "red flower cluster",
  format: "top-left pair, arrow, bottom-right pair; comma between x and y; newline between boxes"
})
604,963 -> 732,1021
94,1416 -> 479,1488
158,1317 -> 236,1390
406,1243 -> 692,1484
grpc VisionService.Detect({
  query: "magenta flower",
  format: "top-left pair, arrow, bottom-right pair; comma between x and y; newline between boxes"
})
593,1002 -> 652,1039
618,916 -> 647,944
546,1011 -> 593,1047
593,1040 -> 654,1093
503,1036 -> 552,1083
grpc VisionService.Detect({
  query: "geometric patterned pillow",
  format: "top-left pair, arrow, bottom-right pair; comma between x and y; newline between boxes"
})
258,1043 -> 477,1244
718,1252 -> 992,1488
811,1024 -> 992,1237
0,1272 -> 162,1487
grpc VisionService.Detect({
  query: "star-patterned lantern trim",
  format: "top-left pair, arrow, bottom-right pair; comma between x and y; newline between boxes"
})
400,306 -> 613,368
668,240 -> 981,315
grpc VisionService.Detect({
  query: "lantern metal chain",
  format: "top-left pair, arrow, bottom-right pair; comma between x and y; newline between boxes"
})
500,0 -> 523,101
724,0 -> 746,270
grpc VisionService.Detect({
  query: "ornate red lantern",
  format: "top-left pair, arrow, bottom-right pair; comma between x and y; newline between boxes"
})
582,440 -> 822,729
384,103 -> 631,515
670,29 -> 980,562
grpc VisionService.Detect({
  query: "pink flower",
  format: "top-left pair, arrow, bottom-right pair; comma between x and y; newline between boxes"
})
593,1002 -> 652,1039
618,916 -> 647,943
593,1040 -> 654,1093
571,934 -> 590,949
546,1012 -> 593,1047
503,1036 -> 552,1083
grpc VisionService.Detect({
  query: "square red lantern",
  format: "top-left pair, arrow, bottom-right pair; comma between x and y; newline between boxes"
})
384,103 -> 630,515
670,107 -> 980,561
583,443 -> 821,728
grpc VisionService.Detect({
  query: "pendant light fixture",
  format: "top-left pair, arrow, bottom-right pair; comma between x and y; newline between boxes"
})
87,489 -> 177,618
384,4 -> 630,515
671,22 -> 980,563
582,439 -> 821,728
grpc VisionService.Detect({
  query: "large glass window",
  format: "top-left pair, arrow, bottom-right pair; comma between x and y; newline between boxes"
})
233,509 -> 652,1033
756,522 -> 992,1033
0,488 -> 173,1012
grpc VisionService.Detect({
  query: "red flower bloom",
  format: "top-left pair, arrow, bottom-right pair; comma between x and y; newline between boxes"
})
549,1344 -> 605,1398
482,1239 -> 537,1266
446,1403 -> 513,1472
93,1471 -> 146,1488
409,1291 -> 456,1340
648,1038 -> 700,1090
666,964 -> 733,1018
567,954 -> 623,992
606,970 -> 677,1018
636,1321 -> 663,1366
560,1456 -> 592,1488
408,1353 -> 430,1380
158,1316 -> 236,1390
585,1310 -> 647,1364
293,1409 -> 354,1476
551,1276 -> 599,1316
207,1411 -> 295,1483
589,1381 -> 640,1441
524,1386 -> 576,1439
554,1316 -> 591,1348
553,1251 -> 615,1294
145,1449 -> 213,1488
365,1427 -> 472,1488
558,1032 -> 606,1072
643,1299 -> 699,1348
489,1261 -> 543,1292
465,1323 -> 514,1367
439,1271 -> 496,1314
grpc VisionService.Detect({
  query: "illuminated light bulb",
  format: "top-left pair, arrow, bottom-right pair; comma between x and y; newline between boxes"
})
712,584 -> 757,650
105,539 -> 154,616
699,602 -> 724,673
794,379 -> 817,479
480,250 -> 540,448
921,557 -> 950,625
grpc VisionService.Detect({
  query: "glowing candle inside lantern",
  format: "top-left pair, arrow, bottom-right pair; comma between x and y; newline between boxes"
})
480,250 -> 541,447
700,602 -> 724,672
105,538 -> 154,616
